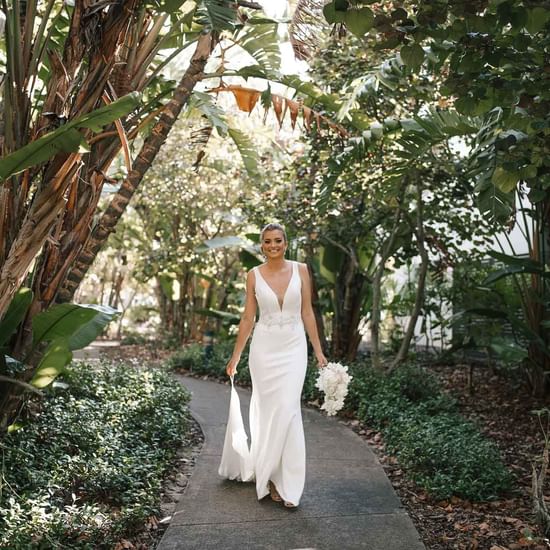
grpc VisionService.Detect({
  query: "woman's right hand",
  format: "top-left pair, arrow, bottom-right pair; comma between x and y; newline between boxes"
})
226,356 -> 239,377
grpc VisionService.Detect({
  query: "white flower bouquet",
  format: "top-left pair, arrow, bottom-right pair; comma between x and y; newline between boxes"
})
315,362 -> 353,416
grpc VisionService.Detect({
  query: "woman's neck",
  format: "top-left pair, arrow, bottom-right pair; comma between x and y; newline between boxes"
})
265,257 -> 288,270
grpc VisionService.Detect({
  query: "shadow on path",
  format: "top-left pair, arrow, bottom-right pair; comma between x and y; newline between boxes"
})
157,375 -> 425,550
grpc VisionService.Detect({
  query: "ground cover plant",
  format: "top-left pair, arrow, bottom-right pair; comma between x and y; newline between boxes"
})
0,361 -> 191,549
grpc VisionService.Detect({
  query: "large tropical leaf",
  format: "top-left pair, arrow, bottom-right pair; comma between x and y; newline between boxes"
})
0,287 -> 33,347
68,305 -> 119,350
232,19 -> 281,72
189,92 -> 229,135
487,250 -> 541,268
318,242 -> 345,284
194,308 -> 240,324
0,92 -> 141,181
239,248 -> 262,269
196,235 -> 254,252
32,303 -> 117,348
489,337 -> 528,362
30,338 -> 72,389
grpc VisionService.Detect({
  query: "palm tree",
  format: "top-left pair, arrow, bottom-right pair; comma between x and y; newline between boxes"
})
0,0 -> 254,422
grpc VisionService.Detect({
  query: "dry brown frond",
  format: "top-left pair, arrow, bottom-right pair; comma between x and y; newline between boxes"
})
288,0 -> 326,61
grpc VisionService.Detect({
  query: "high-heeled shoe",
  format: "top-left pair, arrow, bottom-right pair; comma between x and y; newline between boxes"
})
268,480 -> 282,502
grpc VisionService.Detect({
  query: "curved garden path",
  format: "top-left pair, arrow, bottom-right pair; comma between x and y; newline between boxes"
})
157,375 -> 425,550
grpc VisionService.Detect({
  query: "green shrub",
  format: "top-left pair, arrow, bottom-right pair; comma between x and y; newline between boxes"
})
120,332 -> 149,345
166,343 -> 204,371
349,363 -> 512,500
302,360 -> 323,402
384,412 -> 512,500
166,341 -> 252,385
0,361 -> 191,549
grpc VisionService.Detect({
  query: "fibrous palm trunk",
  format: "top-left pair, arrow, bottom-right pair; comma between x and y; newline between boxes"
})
0,0 -> 140,321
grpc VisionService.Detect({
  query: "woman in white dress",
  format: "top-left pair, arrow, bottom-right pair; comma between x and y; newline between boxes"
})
223,223 -> 327,508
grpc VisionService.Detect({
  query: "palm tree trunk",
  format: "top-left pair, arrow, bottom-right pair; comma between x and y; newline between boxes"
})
57,32 -> 217,303
0,0 -> 139,321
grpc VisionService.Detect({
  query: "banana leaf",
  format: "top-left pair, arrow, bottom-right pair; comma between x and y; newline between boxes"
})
0,288 -> 33,346
0,92 -> 141,181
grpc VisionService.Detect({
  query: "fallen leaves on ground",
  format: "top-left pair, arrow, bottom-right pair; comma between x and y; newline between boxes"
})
347,363 -> 550,550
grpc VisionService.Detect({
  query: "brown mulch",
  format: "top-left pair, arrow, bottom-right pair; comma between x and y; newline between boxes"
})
98,342 -> 174,367
344,363 -> 550,550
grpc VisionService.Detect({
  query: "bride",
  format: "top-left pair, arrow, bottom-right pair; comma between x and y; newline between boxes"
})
221,222 -> 327,508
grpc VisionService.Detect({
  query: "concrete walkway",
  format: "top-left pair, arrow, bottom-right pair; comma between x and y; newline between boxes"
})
157,376 -> 425,550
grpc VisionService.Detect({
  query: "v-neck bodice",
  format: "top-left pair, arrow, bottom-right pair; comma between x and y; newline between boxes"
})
254,261 -> 302,328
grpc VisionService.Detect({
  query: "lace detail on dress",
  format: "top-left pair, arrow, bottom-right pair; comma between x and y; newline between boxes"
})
256,313 -> 302,328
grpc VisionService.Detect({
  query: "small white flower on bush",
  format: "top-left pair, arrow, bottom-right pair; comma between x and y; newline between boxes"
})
315,362 -> 352,416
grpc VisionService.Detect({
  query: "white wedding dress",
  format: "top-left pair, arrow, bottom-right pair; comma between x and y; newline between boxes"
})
218,260 -> 307,506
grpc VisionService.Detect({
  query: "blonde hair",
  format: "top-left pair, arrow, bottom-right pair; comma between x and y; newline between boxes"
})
260,223 -> 287,243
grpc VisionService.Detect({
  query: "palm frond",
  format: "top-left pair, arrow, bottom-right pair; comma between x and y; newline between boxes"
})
207,84 -> 349,136
227,126 -> 260,178
232,19 -> 281,71
189,91 -> 229,135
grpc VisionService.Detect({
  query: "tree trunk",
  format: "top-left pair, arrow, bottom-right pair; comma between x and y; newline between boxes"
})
526,197 -> 550,395
389,180 -> 429,372
331,254 -> 366,361
371,199 -> 405,370
57,32 -> 217,304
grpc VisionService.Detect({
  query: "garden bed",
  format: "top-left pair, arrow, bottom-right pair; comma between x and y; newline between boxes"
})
0,360 -> 199,549
377,362 -> 549,550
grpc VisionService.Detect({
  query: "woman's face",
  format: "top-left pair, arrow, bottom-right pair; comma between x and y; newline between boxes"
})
261,230 -> 286,259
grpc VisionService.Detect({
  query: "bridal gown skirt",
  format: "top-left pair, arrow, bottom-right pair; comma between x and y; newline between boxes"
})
248,322 -> 307,505
218,321 -> 307,506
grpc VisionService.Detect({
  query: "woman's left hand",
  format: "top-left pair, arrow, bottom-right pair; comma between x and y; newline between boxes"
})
316,352 -> 328,369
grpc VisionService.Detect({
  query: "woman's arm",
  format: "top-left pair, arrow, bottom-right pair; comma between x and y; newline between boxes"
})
298,263 -> 328,369
226,270 -> 257,377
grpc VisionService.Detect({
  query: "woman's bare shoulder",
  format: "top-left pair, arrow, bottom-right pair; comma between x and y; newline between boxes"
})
295,261 -> 309,276
246,266 -> 259,283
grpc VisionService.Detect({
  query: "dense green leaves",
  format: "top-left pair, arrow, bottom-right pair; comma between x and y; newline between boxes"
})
324,1 -> 374,36
1,362 -> 190,547
400,43 -> 424,69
